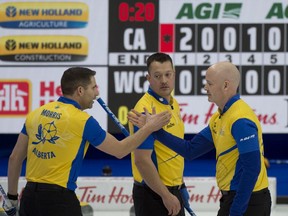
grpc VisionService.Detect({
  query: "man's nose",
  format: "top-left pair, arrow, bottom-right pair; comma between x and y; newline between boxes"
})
95,88 -> 99,96
160,75 -> 168,83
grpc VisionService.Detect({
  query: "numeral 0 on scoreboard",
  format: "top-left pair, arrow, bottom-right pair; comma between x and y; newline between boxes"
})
118,2 -> 155,22
174,24 -> 286,53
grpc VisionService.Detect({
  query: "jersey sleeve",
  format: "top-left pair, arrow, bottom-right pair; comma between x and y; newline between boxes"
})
83,116 -> 107,147
21,124 -> 27,135
153,126 -> 214,160
230,151 -> 260,215
134,125 -> 155,149
230,118 -> 261,215
231,118 -> 260,154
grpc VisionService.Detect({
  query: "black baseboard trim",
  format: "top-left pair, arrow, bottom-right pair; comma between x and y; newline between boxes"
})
277,196 -> 288,204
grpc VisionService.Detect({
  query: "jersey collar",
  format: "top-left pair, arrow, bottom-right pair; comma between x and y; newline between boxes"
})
147,86 -> 174,106
58,96 -> 81,109
218,94 -> 240,116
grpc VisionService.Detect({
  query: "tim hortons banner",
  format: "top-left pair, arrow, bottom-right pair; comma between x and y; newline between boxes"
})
0,177 -> 277,212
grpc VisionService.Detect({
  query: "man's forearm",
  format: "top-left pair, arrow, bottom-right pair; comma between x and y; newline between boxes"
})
8,159 -> 22,195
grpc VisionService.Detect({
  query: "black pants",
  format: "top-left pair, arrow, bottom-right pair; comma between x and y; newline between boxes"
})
19,182 -> 82,216
217,188 -> 271,216
133,183 -> 185,216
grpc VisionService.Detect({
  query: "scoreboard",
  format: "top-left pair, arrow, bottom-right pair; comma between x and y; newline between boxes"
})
0,0 -> 287,133
108,0 -> 288,133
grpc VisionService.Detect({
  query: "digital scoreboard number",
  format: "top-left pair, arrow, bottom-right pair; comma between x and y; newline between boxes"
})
109,0 -> 159,53
169,23 -> 287,96
118,2 -> 156,22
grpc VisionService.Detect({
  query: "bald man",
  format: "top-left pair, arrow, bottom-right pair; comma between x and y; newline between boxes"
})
128,62 -> 272,216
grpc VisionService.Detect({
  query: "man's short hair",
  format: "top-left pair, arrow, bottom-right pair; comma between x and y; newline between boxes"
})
146,52 -> 174,73
61,67 -> 96,95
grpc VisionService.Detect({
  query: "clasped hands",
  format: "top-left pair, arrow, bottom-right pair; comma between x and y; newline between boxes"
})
128,107 -> 165,129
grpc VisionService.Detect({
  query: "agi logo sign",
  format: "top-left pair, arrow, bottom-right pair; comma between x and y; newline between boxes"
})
0,80 -> 31,116
175,3 -> 242,19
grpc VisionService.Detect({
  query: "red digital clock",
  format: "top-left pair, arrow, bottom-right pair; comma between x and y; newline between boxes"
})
118,2 -> 155,22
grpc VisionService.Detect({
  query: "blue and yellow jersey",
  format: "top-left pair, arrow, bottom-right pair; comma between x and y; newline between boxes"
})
22,96 -> 106,191
130,87 -> 184,186
209,95 -> 269,191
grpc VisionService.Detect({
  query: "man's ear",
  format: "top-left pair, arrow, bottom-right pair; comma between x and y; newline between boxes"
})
146,73 -> 150,81
77,86 -> 84,95
224,81 -> 228,89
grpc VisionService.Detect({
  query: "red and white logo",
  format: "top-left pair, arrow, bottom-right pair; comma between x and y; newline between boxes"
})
39,81 -> 62,106
0,80 -> 30,115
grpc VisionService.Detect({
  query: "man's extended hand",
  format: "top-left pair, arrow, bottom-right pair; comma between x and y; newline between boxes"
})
128,107 -> 153,128
143,107 -> 171,132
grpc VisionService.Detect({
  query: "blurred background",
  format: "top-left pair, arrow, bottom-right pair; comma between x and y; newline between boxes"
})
0,0 -> 288,211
